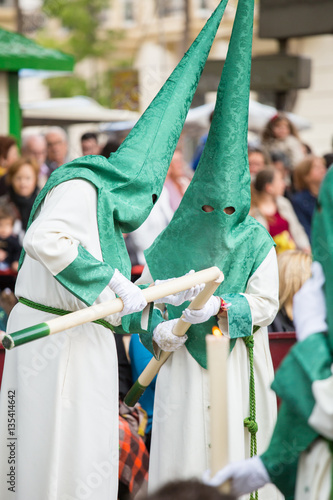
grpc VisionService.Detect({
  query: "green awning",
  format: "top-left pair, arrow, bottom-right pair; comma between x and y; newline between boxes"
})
0,28 -> 75,72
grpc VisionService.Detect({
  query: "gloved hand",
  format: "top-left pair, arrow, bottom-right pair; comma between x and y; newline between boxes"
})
293,261 -> 327,342
202,456 -> 270,496
109,269 -> 147,317
182,296 -> 221,324
153,319 -> 187,352
154,270 -> 205,306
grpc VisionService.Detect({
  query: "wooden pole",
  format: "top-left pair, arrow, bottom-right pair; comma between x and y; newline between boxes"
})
124,269 -> 224,406
2,266 -> 222,350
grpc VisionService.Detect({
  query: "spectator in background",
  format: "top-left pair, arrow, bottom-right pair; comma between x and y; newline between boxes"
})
21,133 -> 50,188
100,138 -> 121,158
164,149 -> 191,212
291,155 -> 327,241
261,113 -> 305,169
268,250 -> 312,333
0,157 -> 40,243
45,127 -> 69,173
323,152 -> 333,169
81,132 -> 100,156
248,147 -> 270,180
0,205 -> 21,273
0,136 -> 20,196
250,168 -> 310,254
270,151 -> 293,197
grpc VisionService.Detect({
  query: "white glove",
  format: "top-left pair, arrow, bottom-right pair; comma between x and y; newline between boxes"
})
182,296 -> 221,324
109,269 -> 147,317
293,261 -> 327,342
154,270 -> 205,306
202,456 -> 270,496
153,319 -> 187,352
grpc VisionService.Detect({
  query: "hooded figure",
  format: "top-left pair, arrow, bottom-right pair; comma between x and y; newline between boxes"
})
138,0 -> 282,497
0,4 -> 228,500
205,169 -> 333,500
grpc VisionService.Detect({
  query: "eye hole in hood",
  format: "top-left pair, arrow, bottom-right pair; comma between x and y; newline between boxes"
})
202,205 -> 214,213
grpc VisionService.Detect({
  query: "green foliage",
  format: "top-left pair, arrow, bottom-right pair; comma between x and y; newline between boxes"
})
40,0 -> 116,61
38,0 -> 122,105
45,75 -> 88,98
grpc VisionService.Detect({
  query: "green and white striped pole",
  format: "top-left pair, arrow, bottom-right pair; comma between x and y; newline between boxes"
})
2,266 -> 222,350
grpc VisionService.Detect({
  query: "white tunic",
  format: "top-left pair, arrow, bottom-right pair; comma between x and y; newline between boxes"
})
145,248 -> 283,500
0,180 -> 122,500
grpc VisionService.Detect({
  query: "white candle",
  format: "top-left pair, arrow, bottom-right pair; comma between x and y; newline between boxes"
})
206,327 -> 230,489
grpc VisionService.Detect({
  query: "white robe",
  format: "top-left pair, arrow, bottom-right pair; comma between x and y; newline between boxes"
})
0,180 -> 122,500
143,248 -> 283,500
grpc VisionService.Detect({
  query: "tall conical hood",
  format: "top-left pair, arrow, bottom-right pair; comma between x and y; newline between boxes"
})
182,0 -> 253,226
145,0 -> 274,369
34,1 -> 229,234
106,0 -> 229,232
146,0 -> 259,279
22,0 -> 230,286
311,167 -> 333,351
95,0 -> 229,233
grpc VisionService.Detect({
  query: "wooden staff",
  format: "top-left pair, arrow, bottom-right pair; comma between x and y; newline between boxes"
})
124,269 -> 224,407
2,266 -> 222,351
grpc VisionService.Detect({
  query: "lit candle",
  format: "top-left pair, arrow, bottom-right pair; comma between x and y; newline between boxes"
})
206,326 -> 230,492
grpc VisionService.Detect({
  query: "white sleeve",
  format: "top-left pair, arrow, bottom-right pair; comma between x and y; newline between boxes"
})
241,247 -> 279,327
23,179 -> 99,276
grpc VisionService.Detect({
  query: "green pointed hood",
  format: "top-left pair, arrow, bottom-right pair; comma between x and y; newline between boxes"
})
32,0 -> 229,235
188,0 -> 253,227
311,166 -> 333,351
146,0 -> 266,279
145,0 -> 274,368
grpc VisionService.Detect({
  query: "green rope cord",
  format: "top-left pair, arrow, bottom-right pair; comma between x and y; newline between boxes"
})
243,326 -> 260,500
19,297 -> 115,331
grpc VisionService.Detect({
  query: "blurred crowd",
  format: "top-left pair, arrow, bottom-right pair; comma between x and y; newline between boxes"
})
0,112 -> 332,499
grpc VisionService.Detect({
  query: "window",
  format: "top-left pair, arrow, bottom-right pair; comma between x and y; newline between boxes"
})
157,0 -> 184,17
124,0 -> 134,22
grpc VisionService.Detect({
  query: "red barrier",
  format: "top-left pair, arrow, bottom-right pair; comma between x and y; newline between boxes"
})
269,331 -> 296,372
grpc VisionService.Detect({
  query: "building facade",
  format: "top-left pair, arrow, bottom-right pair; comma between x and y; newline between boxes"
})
1,0 -> 332,155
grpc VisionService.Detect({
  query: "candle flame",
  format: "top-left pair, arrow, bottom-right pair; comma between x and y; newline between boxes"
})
212,326 -> 223,337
